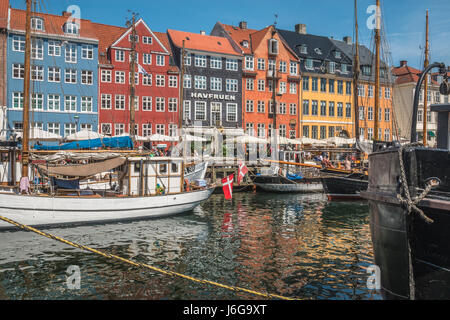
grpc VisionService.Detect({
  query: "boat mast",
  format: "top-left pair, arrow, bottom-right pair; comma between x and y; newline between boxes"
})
129,13 -> 137,142
353,0 -> 360,142
21,0 -> 32,178
374,0 -> 381,141
270,27 -> 278,150
422,10 -> 429,146
178,40 -> 186,131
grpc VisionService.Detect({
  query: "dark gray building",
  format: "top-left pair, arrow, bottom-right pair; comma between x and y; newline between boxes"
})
167,29 -> 243,131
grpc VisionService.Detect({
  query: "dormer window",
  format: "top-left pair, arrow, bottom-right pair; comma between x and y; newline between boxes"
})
299,45 -> 307,54
242,40 -> 249,48
314,48 -> 322,55
341,63 -> 348,74
305,58 -> 313,70
362,65 -> 372,76
63,22 -> 79,35
335,51 -> 341,59
328,61 -> 336,73
269,39 -> 279,55
31,17 -> 44,31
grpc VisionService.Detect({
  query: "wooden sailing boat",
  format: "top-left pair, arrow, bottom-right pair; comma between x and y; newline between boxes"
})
361,6 -> 450,299
0,1 -> 213,230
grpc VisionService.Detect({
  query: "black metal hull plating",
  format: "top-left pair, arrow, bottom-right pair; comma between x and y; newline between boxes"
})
321,175 -> 368,200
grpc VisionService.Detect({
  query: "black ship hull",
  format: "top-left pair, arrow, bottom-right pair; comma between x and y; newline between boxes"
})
321,174 -> 368,201
362,147 -> 450,299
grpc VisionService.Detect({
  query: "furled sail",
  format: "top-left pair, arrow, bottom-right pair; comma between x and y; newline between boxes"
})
37,157 -> 127,178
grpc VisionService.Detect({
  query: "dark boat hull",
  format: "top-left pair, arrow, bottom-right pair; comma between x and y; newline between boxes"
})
252,175 -> 323,194
362,147 -> 450,300
321,175 -> 368,201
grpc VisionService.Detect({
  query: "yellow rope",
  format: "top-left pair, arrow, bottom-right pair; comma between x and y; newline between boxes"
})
0,215 -> 299,300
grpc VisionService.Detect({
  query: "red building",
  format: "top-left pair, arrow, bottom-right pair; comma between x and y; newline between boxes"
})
95,19 -> 180,138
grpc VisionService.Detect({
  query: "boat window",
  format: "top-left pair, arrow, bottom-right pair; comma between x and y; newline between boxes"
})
134,162 -> 141,173
159,164 -> 168,175
171,163 -> 179,174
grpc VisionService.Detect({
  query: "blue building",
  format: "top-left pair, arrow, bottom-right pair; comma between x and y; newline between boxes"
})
6,8 -> 99,139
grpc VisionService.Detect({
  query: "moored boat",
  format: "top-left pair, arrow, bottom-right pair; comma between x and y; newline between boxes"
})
321,173 -> 368,201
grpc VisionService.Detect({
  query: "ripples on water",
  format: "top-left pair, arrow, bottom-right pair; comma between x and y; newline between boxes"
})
0,193 -> 382,300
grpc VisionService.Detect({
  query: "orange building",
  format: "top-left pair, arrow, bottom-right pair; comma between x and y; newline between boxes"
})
212,22 -> 301,139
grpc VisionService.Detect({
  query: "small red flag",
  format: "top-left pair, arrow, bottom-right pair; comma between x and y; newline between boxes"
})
237,162 -> 249,185
222,174 -> 234,200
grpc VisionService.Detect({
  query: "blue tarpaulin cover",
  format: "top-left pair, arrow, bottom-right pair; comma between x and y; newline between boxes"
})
287,173 -> 304,181
33,136 -> 133,151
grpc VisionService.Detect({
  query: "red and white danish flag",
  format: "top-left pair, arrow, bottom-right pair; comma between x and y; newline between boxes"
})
222,174 -> 234,200
238,162 -> 249,185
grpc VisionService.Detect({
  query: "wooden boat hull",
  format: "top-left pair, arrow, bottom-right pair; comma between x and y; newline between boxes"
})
0,188 -> 214,230
361,147 -> 450,300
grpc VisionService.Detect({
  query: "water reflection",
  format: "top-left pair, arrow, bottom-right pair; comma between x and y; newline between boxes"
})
0,193 -> 381,300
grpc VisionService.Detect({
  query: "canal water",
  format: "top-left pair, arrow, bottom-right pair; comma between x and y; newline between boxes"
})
0,193 -> 381,300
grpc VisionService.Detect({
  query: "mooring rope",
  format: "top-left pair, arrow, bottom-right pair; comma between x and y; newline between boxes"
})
0,214 -> 298,300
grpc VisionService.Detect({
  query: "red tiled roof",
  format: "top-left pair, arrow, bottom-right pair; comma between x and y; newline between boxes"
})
9,8 -> 98,40
0,0 -> 9,29
392,65 -> 439,86
167,29 -> 241,56
90,22 -> 127,65
218,22 -> 257,54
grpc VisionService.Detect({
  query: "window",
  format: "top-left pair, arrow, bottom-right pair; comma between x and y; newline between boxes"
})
385,108 -> 391,122
31,17 -> 44,31
184,54 -> 191,66
31,65 -> 44,81
257,101 -> 265,113
156,97 -> 165,112
303,126 -> 309,138
31,39 -> 44,60
183,101 -> 191,121
129,96 -> 139,111
142,97 -> 152,111
288,109 -> 297,122
142,74 -> 152,86
368,85 -> 374,98
305,58 -> 313,70
143,36 -> 152,44
279,125 -> 287,138
290,62 -> 298,75
320,126 -> 327,139
115,124 -> 125,136
143,53 -> 152,65
311,77 -> 318,91
227,103 -> 238,122
115,71 -> 125,84
279,82 -> 287,94
311,100 -> 318,115
279,61 -> 287,73
115,50 -> 125,62
195,76 -> 207,90
47,123 -> 60,135
64,22 -> 79,35
329,126 -> 335,139
195,55 -> 207,67
278,103 -> 287,115
211,77 -> 222,91
368,128 -> 374,140
115,95 -> 125,110
128,34 -> 139,43
359,106 -> 365,120
384,129 -> 390,142
346,103 -> 352,118
210,56 -> 222,69
156,75 -> 165,87
12,64 -> 24,79
12,92 -> 23,109
30,94 -> 43,110
246,100 -> 254,113
346,81 -> 352,95
302,76 -> 309,91
246,78 -> 254,91
268,59 -> 276,71
341,63 -> 348,74
226,59 -> 238,71
81,97 -> 93,112
329,102 -> 335,117
328,61 -> 336,73
12,36 -> 25,52
299,45 -> 307,54
337,80 -> 344,94
362,66 -> 372,76
129,72 -> 139,85
168,98 -> 178,112
257,124 -> 266,138
47,94 -> 60,111
358,84 -> 365,97
245,56 -> 254,70
226,79 -> 238,92
156,55 -> 165,66
311,126 -> 318,139
328,79 -> 335,94
101,124 -> 111,136
258,80 -> 265,91
368,107 -> 374,121
246,123 -> 255,136
65,43 -> 77,63
257,58 -> 266,70
65,69 -> 77,84
81,45 -> 93,60
156,124 -> 165,135
48,67 -> 60,82
183,75 -> 191,89
320,78 -> 327,93
81,70 -> 93,85
268,39 -> 279,55
101,70 -> 111,83
101,94 -> 112,110
48,40 -> 61,56
385,87 -> 391,99
290,83 -> 297,94
169,76 -> 178,88
64,123 -> 77,137
359,128 -> 365,139
142,124 -> 152,137
320,101 -> 327,116
302,100 -> 309,115
195,101 -> 207,121
64,96 -> 77,112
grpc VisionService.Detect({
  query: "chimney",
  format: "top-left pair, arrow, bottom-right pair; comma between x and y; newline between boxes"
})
343,36 -> 352,45
200,30 -> 206,35
239,21 -> 247,30
62,11 -> 71,18
295,24 -> 307,35
400,60 -> 408,67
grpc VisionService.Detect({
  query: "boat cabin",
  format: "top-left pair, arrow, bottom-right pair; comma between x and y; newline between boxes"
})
430,103 -> 450,150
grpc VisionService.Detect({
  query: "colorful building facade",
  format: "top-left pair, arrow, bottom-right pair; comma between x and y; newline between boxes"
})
212,22 -> 301,139
6,9 -> 100,138
96,19 -> 180,138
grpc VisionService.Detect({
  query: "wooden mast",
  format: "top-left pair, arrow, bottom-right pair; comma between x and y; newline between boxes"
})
21,0 -> 32,178
353,0 -> 360,142
129,14 -> 137,142
423,10 -> 429,146
374,0 -> 381,141
178,40 -> 186,130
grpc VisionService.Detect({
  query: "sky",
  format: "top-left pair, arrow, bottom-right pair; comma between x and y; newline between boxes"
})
9,0 -> 450,69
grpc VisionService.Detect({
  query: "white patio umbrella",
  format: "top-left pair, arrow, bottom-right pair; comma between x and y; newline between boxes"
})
326,137 -> 356,146
182,134 -> 207,142
274,136 -> 303,145
116,133 -> 148,142
296,138 -> 328,145
228,134 -> 268,144
148,133 -> 179,142
66,130 -> 105,141
17,128 -> 62,141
